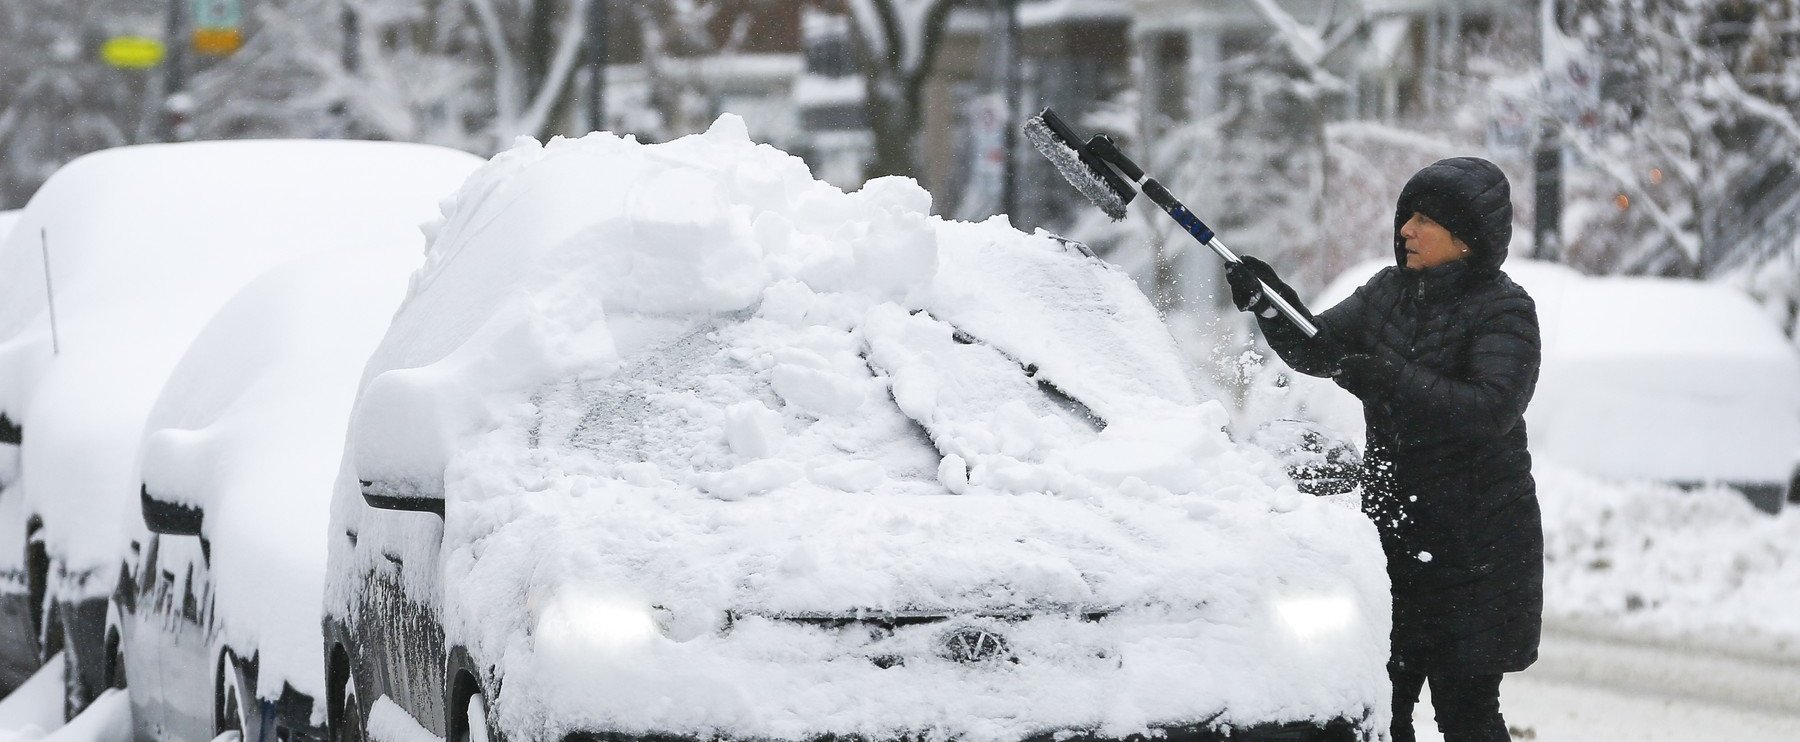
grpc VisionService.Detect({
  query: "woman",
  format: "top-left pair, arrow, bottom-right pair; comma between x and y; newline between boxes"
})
1227,157 -> 1542,742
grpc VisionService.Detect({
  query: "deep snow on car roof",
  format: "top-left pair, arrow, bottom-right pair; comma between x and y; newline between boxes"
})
333,116 -> 1389,740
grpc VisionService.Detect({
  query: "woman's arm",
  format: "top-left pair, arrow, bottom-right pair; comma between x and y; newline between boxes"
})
1342,296 -> 1540,439
1257,276 -> 1380,379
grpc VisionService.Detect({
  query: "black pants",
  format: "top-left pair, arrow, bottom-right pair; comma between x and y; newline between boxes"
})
1389,663 -> 1509,742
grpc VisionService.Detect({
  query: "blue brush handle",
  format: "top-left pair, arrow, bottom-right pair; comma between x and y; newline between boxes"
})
1140,181 -> 1318,337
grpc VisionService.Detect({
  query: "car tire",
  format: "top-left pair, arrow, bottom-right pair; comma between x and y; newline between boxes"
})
41,605 -> 77,722
217,652 -> 250,741
456,691 -> 493,742
335,677 -> 366,742
102,630 -> 125,690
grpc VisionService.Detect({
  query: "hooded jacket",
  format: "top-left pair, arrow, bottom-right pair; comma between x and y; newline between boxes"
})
1261,157 -> 1543,674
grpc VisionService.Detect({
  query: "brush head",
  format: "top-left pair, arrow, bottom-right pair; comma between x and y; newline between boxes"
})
1023,114 -> 1131,221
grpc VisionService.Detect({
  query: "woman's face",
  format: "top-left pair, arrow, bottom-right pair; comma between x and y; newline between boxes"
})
1400,212 -> 1470,269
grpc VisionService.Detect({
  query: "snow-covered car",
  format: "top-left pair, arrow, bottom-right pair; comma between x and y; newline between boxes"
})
118,247 -> 423,742
324,117 -> 1388,742
1245,259 -> 1800,513
0,140 -> 482,714
0,210 -> 20,244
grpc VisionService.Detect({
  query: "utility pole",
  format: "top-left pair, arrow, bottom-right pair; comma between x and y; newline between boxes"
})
1534,0 -> 1563,261
999,0 -> 1021,219
586,0 -> 608,132
341,1 -> 360,74
160,0 -> 188,142
1533,123 -> 1562,261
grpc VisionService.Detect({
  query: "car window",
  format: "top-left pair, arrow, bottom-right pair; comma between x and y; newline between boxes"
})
862,311 -> 1104,466
136,535 -> 160,595
538,310 -> 1105,497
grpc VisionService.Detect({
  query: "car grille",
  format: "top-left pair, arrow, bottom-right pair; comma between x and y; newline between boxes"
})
729,609 -> 1111,668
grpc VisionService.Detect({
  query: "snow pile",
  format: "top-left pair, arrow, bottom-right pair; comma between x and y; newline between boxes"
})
0,140 -> 482,594
136,246 -> 421,706
332,115 -> 1389,741
1538,466 -> 1800,647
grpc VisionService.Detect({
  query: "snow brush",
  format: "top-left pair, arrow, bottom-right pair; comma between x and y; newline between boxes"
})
1024,108 -> 1319,337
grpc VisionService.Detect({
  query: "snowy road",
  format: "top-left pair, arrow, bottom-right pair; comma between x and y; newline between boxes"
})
1412,625 -> 1800,741
7,626 -> 1800,742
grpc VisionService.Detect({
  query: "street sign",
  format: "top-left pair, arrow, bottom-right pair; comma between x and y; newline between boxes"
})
193,0 -> 244,56
192,27 -> 242,55
100,36 -> 165,69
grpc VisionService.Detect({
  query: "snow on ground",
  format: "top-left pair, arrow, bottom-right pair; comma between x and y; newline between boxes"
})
1537,466 -> 1800,649
1411,671 -> 1800,742
330,115 -> 1390,741
33,691 -> 126,742
0,654 -> 64,740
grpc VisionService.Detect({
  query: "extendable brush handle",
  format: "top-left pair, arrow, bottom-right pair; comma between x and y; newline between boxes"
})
1138,181 -> 1321,338
1040,115 -> 1319,337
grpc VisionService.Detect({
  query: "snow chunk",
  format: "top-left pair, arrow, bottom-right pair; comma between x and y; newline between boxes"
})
724,401 -> 785,458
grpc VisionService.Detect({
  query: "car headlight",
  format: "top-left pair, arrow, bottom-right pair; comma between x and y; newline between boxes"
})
533,592 -> 659,653
1274,593 -> 1359,642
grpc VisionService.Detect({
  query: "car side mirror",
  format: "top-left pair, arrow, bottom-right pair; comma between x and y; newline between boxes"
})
1251,418 -> 1364,497
361,479 -> 445,517
0,412 -> 19,445
141,484 -> 203,536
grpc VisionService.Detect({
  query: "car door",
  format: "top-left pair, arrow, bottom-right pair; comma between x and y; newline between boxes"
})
120,534 -> 168,741
352,506 -> 449,736
155,536 -> 219,741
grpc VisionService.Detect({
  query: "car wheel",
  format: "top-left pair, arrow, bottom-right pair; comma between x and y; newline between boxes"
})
335,677 -> 366,742
102,630 -> 125,690
217,653 -> 250,741
456,691 -> 493,742
42,606 -> 77,722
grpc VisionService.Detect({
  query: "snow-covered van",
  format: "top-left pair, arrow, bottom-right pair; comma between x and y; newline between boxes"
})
0,141 -> 482,716
324,118 -> 1389,742
1246,259 -> 1800,513
120,246 -> 425,742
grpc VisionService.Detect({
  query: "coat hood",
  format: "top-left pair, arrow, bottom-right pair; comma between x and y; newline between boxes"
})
1393,157 -> 1513,277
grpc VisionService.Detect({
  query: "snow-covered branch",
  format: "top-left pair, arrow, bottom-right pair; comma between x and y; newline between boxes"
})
1238,0 -> 1349,90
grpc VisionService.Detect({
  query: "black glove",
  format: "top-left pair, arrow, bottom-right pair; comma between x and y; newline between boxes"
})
1225,256 -> 1307,321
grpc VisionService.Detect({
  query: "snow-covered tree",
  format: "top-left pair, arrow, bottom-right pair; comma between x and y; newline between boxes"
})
841,0 -> 961,178
0,1 -> 152,208
1555,0 -> 1800,281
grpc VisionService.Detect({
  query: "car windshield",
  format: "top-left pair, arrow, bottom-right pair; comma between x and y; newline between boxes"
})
539,308 -> 1105,498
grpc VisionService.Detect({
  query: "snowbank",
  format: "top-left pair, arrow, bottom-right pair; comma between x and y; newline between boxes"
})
137,246 -> 421,705
0,140 -> 482,591
330,116 -> 1389,741
1538,466 -> 1800,648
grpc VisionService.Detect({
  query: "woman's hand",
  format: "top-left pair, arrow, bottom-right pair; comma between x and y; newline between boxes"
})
1225,256 -> 1302,318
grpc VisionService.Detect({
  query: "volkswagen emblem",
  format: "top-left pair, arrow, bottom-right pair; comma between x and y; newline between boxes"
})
939,626 -> 1012,664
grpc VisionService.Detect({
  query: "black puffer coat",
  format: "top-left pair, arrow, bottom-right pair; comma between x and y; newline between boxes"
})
1262,158 -> 1543,674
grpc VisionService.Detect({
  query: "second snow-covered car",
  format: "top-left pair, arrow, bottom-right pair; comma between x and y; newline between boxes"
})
119,245 -> 431,742
0,140 -> 482,715
324,117 -> 1389,742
